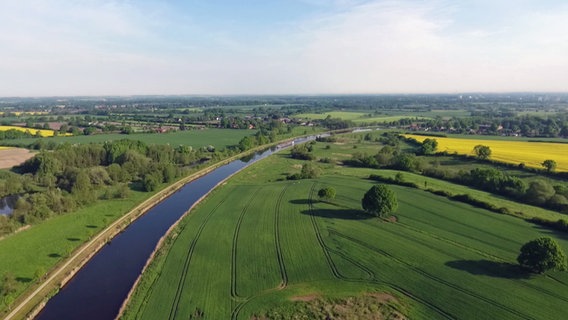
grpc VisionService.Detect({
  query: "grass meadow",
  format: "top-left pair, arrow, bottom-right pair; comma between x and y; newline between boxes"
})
0,128 -> 254,149
294,111 -> 430,123
122,140 -> 568,319
404,134 -> 568,171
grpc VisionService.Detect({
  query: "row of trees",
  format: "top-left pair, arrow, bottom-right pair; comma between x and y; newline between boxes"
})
0,139 -> 218,235
342,134 -> 567,213
1,120 -> 309,236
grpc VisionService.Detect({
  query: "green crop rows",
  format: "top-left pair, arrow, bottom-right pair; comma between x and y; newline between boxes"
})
122,154 -> 568,319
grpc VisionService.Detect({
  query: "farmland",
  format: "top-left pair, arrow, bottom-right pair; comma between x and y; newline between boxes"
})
294,111 -> 430,123
0,148 -> 35,169
122,147 -> 568,319
0,126 -> 62,138
0,128 -> 254,149
404,134 -> 568,172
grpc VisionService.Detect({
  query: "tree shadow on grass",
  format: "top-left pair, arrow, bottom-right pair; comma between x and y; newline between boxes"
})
446,260 -> 531,279
290,199 -> 351,209
301,208 -> 372,220
290,199 -> 310,205
47,253 -> 61,258
530,225 -> 568,241
86,225 -> 98,229
67,237 -> 80,242
128,181 -> 144,192
16,277 -> 32,283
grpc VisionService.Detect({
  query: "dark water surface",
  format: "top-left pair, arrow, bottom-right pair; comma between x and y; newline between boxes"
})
36,137 -> 315,320
0,194 -> 18,216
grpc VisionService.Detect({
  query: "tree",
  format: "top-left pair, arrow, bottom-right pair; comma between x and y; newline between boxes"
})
517,237 -> 567,274
526,180 -> 555,205
300,163 -> 319,179
361,184 -> 398,218
420,138 -> 438,155
142,173 -> 160,192
542,159 -> 557,172
0,272 -> 17,297
473,145 -> 491,160
318,187 -> 336,201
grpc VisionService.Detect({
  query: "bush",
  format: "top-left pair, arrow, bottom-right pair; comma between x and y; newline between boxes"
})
318,187 -> 336,201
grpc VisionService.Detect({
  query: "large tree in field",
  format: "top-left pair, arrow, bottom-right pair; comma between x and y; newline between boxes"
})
473,145 -> 492,160
361,184 -> 398,218
541,159 -> 557,172
517,237 -> 567,274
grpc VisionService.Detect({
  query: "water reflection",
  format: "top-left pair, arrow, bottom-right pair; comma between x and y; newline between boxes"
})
0,195 -> 18,216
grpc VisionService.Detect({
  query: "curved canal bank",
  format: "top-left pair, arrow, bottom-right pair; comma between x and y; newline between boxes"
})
27,136 -> 316,320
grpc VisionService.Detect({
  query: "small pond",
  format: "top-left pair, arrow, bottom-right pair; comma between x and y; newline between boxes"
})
0,195 -> 18,216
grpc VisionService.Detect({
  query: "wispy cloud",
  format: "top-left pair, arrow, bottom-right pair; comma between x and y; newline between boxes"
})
283,0 -> 568,93
0,0 -> 567,95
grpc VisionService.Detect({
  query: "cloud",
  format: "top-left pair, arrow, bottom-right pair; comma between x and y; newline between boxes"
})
0,0 -> 567,95
278,0 -> 568,93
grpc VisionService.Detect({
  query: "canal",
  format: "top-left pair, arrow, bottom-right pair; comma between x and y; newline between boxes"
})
36,136 -> 315,320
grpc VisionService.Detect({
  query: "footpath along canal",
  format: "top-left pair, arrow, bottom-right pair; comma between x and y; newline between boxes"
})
35,136 -> 316,320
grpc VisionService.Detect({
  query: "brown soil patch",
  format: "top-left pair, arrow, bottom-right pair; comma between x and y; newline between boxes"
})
368,292 -> 398,303
0,148 -> 35,169
387,216 -> 398,223
331,153 -> 352,158
290,294 -> 319,302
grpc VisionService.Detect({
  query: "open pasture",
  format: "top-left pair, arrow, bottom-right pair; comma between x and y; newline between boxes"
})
123,159 -> 568,319
294,111 -> 429,123
404,134 -> 568,171
0,129 -> 253,149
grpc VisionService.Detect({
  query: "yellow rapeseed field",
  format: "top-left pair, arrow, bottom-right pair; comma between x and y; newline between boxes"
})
0,125 -> 57,137
404,134 -> 568,172
0,111 -> 48,116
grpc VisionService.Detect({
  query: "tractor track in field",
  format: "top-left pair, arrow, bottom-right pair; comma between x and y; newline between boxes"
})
274,183 -> 290,288
329,229 -> 537,320
395,220 -> 504,261
547,274 -> 568,286
231,189 -> 258,299
400,199 -> 519,252
167,197 -> 228,320
382,282 -> 457,320
389,222 -> 568,303
326,247 -> 375,280
307,183 -> 342,280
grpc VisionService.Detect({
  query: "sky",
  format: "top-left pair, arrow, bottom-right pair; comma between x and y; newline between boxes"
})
0,0 -> 567,96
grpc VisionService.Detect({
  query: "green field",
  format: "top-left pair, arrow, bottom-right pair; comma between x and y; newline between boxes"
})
122,149 -> 568,319
0,129 -> 254,149
294,111 -> 429,123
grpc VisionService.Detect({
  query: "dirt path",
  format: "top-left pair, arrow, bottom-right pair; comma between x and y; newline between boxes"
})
0,148 -> 35,169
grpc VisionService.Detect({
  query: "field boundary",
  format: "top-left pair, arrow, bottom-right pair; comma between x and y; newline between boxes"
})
4,137 -> 308,320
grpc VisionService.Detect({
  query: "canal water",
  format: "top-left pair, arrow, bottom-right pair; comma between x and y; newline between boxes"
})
36,136 -> 315,320
0,194 -> 18,216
